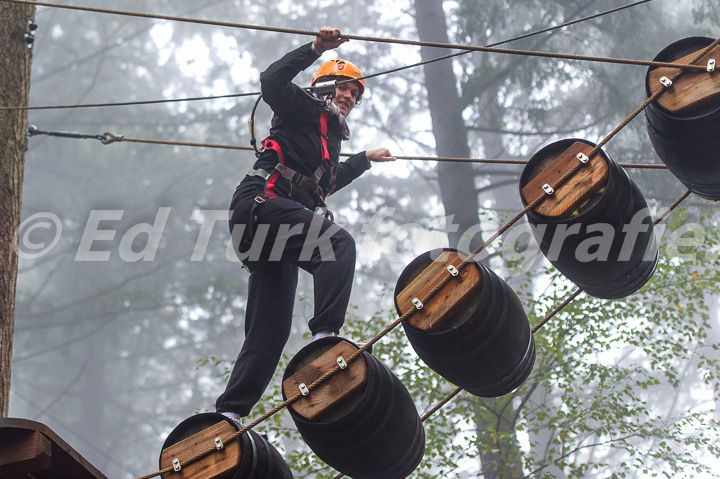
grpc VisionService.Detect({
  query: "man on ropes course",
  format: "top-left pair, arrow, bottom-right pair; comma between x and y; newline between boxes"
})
215,26 -> 395,421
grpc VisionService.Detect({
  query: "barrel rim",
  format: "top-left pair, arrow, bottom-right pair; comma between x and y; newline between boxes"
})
575,244 -> 659,299
464,334 -> 536,397
644,36 -> 717,120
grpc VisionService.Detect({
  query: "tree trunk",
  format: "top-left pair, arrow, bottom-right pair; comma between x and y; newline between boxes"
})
475,398 -> 524,479
413,0 -> 483,252
413,1 -> 527,476
0,2 -> 35,417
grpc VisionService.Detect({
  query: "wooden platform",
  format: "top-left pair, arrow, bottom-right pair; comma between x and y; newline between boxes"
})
283,340 -> 367,421
0,418 -> 107,479
396,250 -> 482,332
648,44 -> 720,114
521,141 -> 608,218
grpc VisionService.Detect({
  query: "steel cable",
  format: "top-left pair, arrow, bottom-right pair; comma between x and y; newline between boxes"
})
0,0 -> 705,73
0,0 -> 658,111
27,127 -> 670,169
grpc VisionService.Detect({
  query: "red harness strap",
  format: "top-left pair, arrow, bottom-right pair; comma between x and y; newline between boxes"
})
260,138 -> 284,198
318,111 -> 338,195
260,111 -> 337,201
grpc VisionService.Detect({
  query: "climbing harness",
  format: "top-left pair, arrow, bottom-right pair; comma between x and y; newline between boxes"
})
247,83 -> 343,223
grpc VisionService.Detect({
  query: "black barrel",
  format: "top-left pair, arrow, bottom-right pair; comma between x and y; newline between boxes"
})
645,36 -> 720,200
520,138 -> 658,299
161,412 -> 294,479
394,248 -> 534,398
282,337 -> 425,479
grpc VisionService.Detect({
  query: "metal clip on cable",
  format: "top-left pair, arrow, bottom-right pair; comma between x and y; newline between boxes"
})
100,132 -> 123,144
309,80 -> 337,99
27,125 -> 120,144
249,94 -> 265,158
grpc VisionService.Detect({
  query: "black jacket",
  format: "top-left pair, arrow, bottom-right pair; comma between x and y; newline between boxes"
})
244,42 -> 371,209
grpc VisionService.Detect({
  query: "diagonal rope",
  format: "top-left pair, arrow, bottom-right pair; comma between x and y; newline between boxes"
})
452,35 -> 720,274
331,188 -> 692,479
0,0 -> 706,72
344,0 -> 659,84
329,36 -> 718,478
129,32 -> 719,479
527,187 -> 690,337
418,189 -> 692,424
137,186 -> 693,479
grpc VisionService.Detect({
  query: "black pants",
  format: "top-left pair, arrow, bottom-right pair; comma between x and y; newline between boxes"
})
215,182 -> 356,417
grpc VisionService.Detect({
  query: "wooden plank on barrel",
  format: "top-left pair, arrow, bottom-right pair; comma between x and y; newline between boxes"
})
282,341 -> 367,422
648,45 -> 720,114
0,429 -> 52,477
396,251 -> 482,332
159,421 -> 240,479
521,141 -> 608,218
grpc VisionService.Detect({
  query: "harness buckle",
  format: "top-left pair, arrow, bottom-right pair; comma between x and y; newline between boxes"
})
291,170 -> 304,183
254,195 -> 267,204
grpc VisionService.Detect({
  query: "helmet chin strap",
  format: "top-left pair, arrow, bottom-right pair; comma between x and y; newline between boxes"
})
325,99 -> 351,141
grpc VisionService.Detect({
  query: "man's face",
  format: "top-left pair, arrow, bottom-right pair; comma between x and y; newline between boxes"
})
333,81 -> 361,116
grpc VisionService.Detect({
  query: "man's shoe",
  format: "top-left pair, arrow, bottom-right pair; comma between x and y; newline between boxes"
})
312,331 -> 338,341
219,411 -> 244,427
219,412 -> 267,438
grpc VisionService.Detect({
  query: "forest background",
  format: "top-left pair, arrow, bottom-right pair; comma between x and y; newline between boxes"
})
7,0 -> 720,478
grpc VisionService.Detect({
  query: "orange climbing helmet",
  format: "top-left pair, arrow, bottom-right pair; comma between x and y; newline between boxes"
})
312,59 -> 365,96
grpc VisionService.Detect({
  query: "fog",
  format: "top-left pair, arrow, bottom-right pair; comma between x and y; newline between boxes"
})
8,0 -> 720,478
